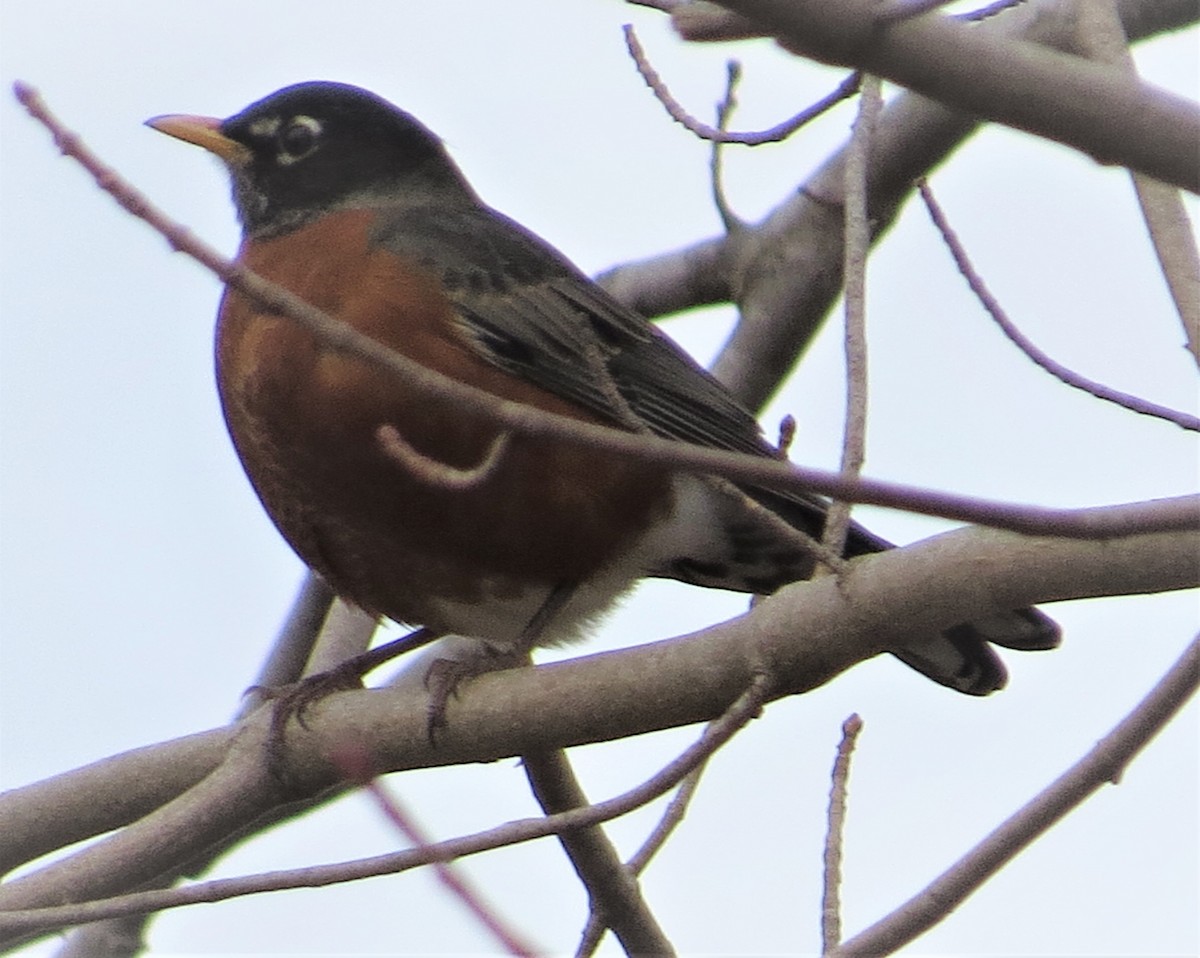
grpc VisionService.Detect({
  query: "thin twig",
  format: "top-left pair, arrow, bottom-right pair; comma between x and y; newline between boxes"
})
624,24 -> 860,145
376,424 -> 510,489
822,76 -> 881,557
710,60 -> 745,231
776,414 -> 797,457
918,180 -> 1200,432
830,632 -> 1200,957
962,0 -> 1030,23
335,746 -> 540,958
1131,173 -> 1200,367
631,768 -> 709,878
14,81 -> 1200,538
821,714 -> 863,954
0,674 -> 774,937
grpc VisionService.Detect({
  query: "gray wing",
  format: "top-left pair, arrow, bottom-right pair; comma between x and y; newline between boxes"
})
370,202 -> 849,541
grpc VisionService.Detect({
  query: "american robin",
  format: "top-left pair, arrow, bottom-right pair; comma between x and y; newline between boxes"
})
148,81 -> 1059,697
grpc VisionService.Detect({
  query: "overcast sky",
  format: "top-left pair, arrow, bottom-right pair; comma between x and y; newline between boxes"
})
1,3 -> 1197,956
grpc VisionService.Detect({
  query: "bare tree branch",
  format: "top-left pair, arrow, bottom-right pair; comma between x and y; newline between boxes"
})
337,749 -> 540,957
52,574 -> 344,957
1075,0 -> 1200,366
2,510 -> 1194,929
625,23 -> 861,145
299,598 -> 379,677
0,674 -> 773,944
708,0 -> 1198,191
823,76 -> 880,555
523,750 -> 674,955
821,714 -> 864,954
917,180 -> 1200,432
606,0 -> 1196,410
6,12 -> 1195,949
0,728 -> 231,877
830,631 -> 1200,957
578,747 -> 712,954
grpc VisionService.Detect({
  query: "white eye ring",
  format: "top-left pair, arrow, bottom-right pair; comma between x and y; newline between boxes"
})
278,115 -> 322,164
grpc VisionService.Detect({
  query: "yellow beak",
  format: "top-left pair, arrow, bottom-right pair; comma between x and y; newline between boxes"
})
146,114 -> 251,166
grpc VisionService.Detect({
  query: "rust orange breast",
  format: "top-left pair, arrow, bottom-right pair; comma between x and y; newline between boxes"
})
215,209 -> 672,626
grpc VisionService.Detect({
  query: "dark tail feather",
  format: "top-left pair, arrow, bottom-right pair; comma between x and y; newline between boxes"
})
842,517 -> 1062,695
960,606 -> 1061,651
891,607 -> 1061,695
729,493 -> 1062,695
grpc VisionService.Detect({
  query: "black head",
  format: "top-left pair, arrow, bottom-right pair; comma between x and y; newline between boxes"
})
148,81 -> 477,237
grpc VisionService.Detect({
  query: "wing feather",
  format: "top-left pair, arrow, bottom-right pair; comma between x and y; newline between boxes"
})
370,203 -> 878,553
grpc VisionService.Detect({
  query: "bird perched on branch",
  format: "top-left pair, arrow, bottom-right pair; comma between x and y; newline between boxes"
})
148,81 -> 1058,703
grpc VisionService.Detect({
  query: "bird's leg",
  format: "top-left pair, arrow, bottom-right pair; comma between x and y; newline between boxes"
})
423,583 -> 577,741
263,626 -> 441,777
516,580 -> 577,649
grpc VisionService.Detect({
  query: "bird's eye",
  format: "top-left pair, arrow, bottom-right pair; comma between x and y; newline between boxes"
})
277,116 -> 322,163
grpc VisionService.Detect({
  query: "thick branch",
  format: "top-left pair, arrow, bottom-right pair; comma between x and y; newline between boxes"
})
523,751 -> 673,955
714,0 -> 1198,191
0,678 -> 773,945
2,511 -> 1193,922
0,729 -> 231,877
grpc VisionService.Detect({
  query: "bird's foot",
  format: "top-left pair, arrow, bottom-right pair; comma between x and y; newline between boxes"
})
256,627 -> 440,782
422,643 -> 526,744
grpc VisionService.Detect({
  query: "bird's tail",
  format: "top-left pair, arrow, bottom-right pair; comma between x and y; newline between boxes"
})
842,519 -> 1061,694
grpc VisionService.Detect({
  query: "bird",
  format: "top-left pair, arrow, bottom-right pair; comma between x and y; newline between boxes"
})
147,80 -> 1059,703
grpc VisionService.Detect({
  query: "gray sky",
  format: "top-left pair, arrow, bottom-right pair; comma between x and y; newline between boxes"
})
1,2 -> 1196,955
